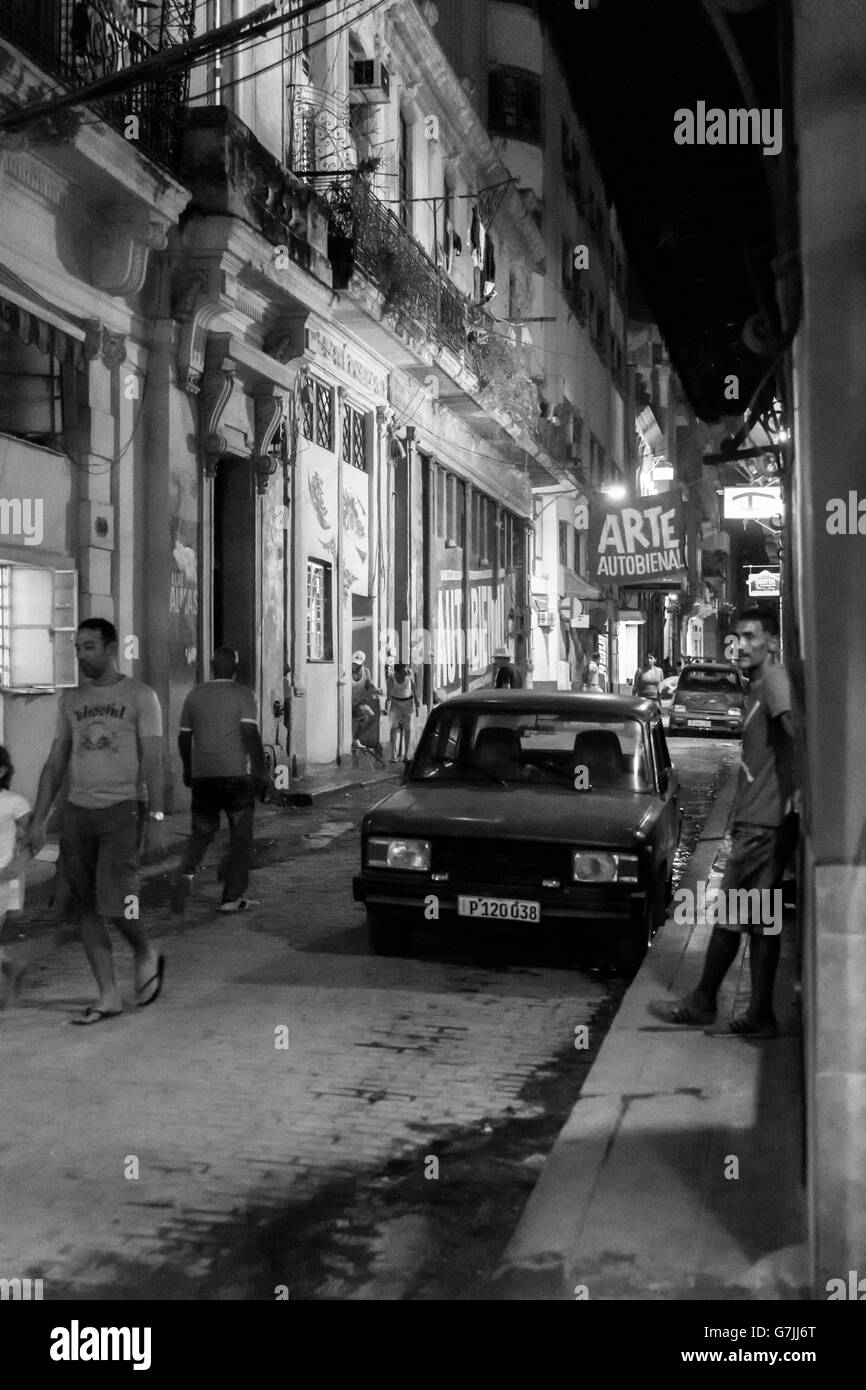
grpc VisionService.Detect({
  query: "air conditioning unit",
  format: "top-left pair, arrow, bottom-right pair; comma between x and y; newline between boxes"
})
350,57 -> 391,104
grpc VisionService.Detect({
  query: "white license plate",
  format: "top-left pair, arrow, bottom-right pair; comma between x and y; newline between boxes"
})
457,895 -> 541,923
688,718 -> 712,728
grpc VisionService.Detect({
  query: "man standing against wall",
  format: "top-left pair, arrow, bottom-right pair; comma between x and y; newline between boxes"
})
170,646 -> 271,916
651,608 -> 798,1037
25,619 -> 167,1024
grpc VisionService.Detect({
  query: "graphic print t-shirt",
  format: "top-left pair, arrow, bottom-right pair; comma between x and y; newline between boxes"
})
58,677 -> 163,809
736,662 -> 793,827
179,680 -> 258,779
0,788 -> 30,913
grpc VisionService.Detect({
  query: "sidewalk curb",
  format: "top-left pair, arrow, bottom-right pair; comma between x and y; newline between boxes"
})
493,754 -> 740,1297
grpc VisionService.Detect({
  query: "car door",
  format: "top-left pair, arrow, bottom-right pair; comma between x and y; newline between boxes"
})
650,717 -> 681,864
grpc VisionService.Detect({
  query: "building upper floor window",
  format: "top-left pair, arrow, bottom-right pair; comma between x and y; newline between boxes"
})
0,562 -> 77,692
301,378 -> 333,451
399,113 -> 412,227
558,520 -> 569,567
342,404 -> 368,472
306,559 -> 333,662
488,68 -> 541,143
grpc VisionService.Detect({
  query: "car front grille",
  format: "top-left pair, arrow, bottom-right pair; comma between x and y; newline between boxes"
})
433,838 -> 574,887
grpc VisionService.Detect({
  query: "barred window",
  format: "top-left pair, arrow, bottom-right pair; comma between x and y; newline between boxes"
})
301,379 -> 333,451
0,562 -> 77,691
342,404 -> 367,471
306,559 -> 333,662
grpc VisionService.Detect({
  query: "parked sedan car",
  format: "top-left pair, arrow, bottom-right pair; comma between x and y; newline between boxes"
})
668,660 -> 747,736
353,691 -> 683,975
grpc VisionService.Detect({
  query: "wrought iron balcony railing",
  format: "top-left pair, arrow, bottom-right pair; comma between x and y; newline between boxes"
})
0,0 -> 194,170
318,172 -> 467,359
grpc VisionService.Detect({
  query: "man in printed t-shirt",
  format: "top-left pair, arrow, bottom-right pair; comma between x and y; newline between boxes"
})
25,618 -> 168,1024
652,607 -> 798,1038
170,646 -> 271,916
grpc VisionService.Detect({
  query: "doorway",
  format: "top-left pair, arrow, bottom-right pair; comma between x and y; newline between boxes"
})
213,457 -> 255,687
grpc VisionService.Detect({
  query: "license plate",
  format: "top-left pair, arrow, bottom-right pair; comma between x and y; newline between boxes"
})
688,718 -> 712,728
457,895 -> 541,923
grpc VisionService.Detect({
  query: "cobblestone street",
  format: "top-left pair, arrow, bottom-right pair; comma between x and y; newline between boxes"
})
1,740 -> 736,1299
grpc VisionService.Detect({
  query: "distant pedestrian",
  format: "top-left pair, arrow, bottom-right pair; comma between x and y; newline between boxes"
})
651,608 -> 798,1038
171,647 -> 271,916
385,662 -> 420,762
583,657 -> 604,692
24,619 -> 167,1024
0,745 -> 31,1008
492,646 -> 523,689
633,653 -> 665,700
351,651 -> 382,749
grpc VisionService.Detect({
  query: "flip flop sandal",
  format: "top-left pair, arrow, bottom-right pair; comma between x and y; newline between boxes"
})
648,997 -> 717,1026
704,1015 -> 779,1038
137,953 -> 166,1008
72,1006 -> 123,1026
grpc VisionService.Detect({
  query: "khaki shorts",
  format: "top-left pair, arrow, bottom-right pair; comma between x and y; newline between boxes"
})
718,816 -> 798,935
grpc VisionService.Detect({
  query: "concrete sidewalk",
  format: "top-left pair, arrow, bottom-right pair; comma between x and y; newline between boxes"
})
495,764 -> 809,1301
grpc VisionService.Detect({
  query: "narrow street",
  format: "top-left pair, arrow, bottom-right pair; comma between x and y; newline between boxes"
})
2,737 -> 736,1301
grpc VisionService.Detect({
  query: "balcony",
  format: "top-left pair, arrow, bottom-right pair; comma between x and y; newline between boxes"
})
179,108 -> 332,285
318,172 -> 467,358
0,0 -> 193,170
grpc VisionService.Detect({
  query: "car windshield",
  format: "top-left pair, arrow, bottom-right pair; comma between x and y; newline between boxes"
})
411,709 -> 654,791
678,669 -> 740,692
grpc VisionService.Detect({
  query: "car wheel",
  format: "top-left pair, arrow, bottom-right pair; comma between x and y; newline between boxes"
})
615,873 -> 666,977
367,910 -> 413,957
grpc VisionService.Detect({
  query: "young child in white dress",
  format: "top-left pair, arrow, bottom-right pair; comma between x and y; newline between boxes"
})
0,745 -> 32,1007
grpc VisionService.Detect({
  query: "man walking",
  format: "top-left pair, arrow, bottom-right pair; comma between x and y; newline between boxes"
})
651,608 -> 798,1038
170,646 -> 270,915
385,662 -> 420,762
24,619 -> 167,1024
492,646 -> 523,689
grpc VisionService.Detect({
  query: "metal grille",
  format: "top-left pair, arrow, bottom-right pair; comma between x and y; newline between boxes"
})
0,0 -> 195,170
317,173 -> 468,358
433,838 -> 574,888
314,381 -> 332,451
342,404 -> 366,471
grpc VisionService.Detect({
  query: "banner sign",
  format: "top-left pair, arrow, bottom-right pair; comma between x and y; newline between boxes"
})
589,489 -> 687,583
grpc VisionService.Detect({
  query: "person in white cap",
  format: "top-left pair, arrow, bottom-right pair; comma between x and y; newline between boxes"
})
492,646 -> 523,689
351,651 -> 382,748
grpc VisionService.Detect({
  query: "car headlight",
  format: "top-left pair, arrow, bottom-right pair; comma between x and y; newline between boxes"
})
672,703 -> 686,713
729,708 -> 743,718
367,837 -> 431,871
572,851 -> 640,884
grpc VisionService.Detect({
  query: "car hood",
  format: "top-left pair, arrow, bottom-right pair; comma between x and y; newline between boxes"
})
364,783 -> 660,846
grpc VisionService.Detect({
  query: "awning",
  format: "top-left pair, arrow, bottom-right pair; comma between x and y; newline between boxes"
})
561,570 -> 603,601
0,266 -> 87,369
